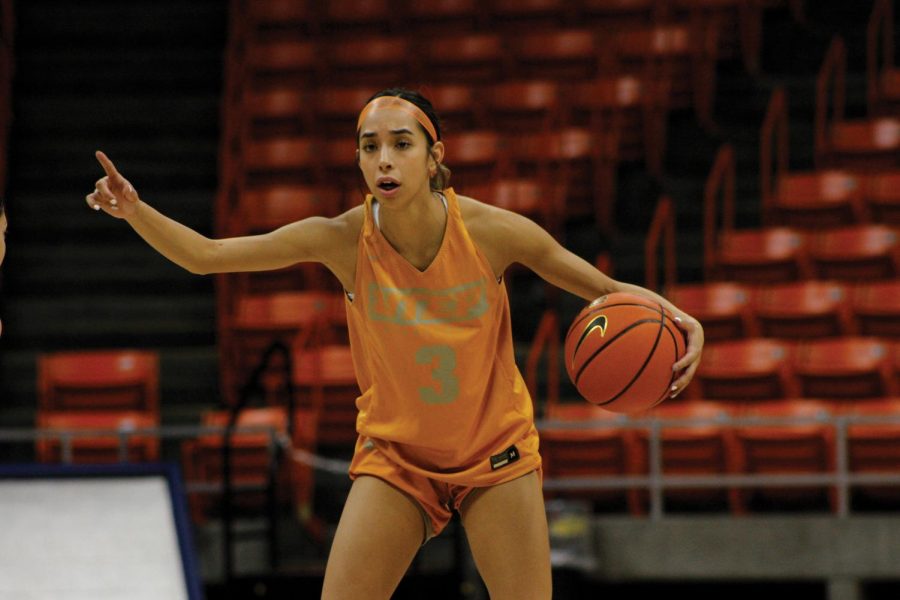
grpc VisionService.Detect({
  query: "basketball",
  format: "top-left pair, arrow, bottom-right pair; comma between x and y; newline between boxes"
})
564,292 -> 687,413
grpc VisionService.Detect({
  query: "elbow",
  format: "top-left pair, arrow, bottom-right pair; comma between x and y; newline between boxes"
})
185,240 -> 217,275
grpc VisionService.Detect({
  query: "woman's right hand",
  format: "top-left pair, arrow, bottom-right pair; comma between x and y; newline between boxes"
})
85,150 -> 141,219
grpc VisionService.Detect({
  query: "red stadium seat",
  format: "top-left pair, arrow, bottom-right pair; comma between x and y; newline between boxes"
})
510,29 -> 601,81
792,337 -> 896,400
752,280 -> 854,339
607,23 -> 718,130
852,279 -> 900,337
693,338 -> 796,402
733,399 -> 836,513
464,177 -> 565,235
310,86 -> 379,137
238,88 -> 310,141
768,170 -> 867,229
420,83 -> 485,132
842,397 -> 900,508
484,80 -> 562,134
866,170 -> 900,224
508,127 -> 617,231
441,129 -> 507,189
323,37 -> 414,86
38,350 -> 160,414
321,0 -> 394,35
420,33 -> 509,84
579,0 -> 659,29
488,0 -> 576,29
664,282 -> 757,341
540,402 -> 644,514
713,227 -> 812,283
405,0 -> 488,32
233,185 -> 343,231
568,75 -> 669,176
239,136 -> 323,189
809,224 -> 900,281
240,40 -> 321,91
820,118 -> 900,172
634,399 -> 739,512
240,0 -> 319,40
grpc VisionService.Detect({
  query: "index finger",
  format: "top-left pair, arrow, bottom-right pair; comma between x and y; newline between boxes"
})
95,150 -> 122,182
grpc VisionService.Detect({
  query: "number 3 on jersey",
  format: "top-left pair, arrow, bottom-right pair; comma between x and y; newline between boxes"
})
416,345 -> 459,405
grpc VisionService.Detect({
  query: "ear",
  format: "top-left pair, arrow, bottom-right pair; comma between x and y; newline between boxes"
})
430,141 -> 445,167
355,148 -> 360,164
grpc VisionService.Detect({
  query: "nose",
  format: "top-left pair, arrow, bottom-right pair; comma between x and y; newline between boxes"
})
378,146 -> 392,171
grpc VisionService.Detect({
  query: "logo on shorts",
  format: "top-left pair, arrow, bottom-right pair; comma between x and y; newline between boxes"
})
489,445 -> 520,471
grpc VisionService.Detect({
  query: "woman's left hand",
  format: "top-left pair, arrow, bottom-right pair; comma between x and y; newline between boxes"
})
670,314 -> 704,399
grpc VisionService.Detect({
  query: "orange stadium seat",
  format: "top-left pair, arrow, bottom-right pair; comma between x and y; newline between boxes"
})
732,399 -> 836,513
510,29 -> 601,81
692,338 -> 796,402
238,136 -> 323,189
809,224 -> 900,281
866,170 -> 900,224
221,291 -> 345,406
768,170 -> 867,229
713,227 -> 812,283
180,406 -> 317,524
464,177 -> 565,235
792,337 -> 896,400
852,279 -> 900,337
240,88 -> 311,140
38,350 -> 160,414
752,280 -> 854,339
634,399 -> 739,512
322,137 -> 366,202
420,33 -> 509,84
843,397 -> 900,509
665,281 -> 757,341
292,343 -> 360,451
36,411 -> 159,464
540,402 -> 644,515
310,86 -> 379,137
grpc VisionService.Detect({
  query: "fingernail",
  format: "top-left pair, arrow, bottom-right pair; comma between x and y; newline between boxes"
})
110,198 -> 117,206
674,316 -> 683,322
111,205 -> 119,210
671,385 -> 678,392
93,204 -> 100,210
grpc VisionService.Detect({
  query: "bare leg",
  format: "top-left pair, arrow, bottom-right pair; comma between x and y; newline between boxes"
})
459,471 -> 552,600
321,475 -> 425,600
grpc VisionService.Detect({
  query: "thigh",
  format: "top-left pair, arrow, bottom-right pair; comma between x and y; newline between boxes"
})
321,475 -> 425,600
459,471 -> 552,600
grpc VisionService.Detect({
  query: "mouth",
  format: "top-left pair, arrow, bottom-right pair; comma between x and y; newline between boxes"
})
376,178 -> 400,192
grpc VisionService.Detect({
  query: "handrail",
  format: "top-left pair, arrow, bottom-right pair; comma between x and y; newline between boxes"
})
815,36 -> 846,168
645,195 -> 676,292
760,87 -> 788,225
703,144 -> 735,281
866,0 -> 894,114
223,339 -> 295,585
525,309 -> 560,416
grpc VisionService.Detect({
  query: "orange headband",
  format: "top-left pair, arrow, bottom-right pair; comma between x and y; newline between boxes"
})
356,96 -> 439,142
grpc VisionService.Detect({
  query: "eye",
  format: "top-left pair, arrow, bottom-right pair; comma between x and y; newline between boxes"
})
396,139 -> 411,149
361,142 -> 376,152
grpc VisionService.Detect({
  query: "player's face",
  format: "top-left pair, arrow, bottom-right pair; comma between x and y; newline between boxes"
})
357,108 -> 439,203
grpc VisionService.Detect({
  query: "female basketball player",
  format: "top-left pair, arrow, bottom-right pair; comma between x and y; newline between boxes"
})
85,88 -> 703,600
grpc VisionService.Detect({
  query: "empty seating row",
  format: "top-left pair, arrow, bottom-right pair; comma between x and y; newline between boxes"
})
542,397 -> 900,514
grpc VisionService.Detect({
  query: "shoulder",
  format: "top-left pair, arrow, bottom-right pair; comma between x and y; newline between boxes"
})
456,192 -> 535,244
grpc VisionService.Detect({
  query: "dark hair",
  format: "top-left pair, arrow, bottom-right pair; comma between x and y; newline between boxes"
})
362,88 -> 451,191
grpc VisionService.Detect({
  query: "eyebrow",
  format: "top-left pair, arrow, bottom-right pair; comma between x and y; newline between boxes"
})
360,128 -> 415,139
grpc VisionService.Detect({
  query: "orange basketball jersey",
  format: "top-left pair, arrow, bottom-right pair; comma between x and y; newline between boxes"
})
345,188 -> 541,486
